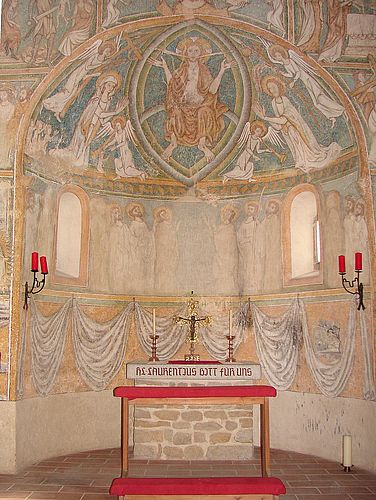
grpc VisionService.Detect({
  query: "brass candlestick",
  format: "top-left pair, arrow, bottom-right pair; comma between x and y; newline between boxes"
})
226,335 -> 236,363
149,334 -> 159,362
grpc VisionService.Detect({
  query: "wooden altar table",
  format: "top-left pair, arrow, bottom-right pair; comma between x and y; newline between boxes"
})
110,385 -> 286,499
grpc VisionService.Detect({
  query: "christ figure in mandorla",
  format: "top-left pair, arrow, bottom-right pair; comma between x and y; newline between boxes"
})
150,36 -> 231,163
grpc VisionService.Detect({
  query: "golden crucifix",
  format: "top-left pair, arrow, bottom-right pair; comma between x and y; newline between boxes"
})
174,294 -> 211,361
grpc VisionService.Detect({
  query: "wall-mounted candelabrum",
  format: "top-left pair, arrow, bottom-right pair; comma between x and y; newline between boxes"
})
24,252 -> 48,310
338,252 -> 365,311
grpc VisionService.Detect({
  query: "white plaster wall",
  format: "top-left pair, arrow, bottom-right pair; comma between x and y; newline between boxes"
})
270,391 -> 376,473
0,402 -> 16,473
2,389 -> 376,474
0,390 -> 120,474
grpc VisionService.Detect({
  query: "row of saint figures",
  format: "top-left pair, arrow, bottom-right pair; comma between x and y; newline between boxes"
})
22,186 -> 371,296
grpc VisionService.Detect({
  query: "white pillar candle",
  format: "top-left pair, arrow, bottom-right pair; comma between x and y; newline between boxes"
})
343,435 -> 352,467
152,308 -> 156,336
229,309 -> 232,336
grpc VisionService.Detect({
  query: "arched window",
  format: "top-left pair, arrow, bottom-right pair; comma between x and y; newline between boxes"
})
282,185 -> 323,286
52,186 -> 89,286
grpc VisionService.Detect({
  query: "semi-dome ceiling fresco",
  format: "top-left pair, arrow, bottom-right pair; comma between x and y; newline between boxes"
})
22,11 -> 359,198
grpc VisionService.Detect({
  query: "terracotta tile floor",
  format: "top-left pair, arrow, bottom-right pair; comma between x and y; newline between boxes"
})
0,447 -> 375,499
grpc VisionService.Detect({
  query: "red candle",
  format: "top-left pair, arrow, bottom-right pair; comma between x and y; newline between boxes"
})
338,255 -> 346,273
40,256 -> 48,275
31,252 -> 39,272
355,252 -> 362,271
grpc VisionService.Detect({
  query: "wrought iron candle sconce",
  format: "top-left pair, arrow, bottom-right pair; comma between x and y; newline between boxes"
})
24,252 -> 48,310
338,253 -> 365,311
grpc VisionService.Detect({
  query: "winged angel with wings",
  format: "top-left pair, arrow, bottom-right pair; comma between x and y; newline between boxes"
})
95,116 -> 145,180
46,35 -> 140,175
43,36 -> 121,121
222,119 -> 285,182
260,38 -> 344,126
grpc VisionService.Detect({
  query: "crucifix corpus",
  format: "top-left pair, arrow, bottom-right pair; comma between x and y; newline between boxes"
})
174,293 -> 211,361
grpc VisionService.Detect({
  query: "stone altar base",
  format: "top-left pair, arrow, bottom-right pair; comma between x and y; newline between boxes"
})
134,403 -> 253,460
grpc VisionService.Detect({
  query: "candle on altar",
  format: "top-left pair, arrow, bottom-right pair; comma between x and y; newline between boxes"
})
338,255 -> 346,274
152,308 -> 156,336
31,252 -> 39,272
40,256 -> 48,275
343,435 -> 352,468
229,309 -> 232,336
355,252 -> 362,271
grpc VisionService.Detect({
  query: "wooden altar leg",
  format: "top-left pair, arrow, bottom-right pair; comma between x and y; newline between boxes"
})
260,398 -> 270,477
121,398 -> 129,477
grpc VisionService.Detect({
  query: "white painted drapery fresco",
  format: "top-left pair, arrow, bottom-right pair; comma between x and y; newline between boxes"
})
17,297 -> 376,401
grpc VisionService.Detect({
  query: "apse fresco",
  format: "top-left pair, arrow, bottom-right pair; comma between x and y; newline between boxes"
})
17,1 -> 375,300
0,0 -> 375,401
24,19 -> 355,192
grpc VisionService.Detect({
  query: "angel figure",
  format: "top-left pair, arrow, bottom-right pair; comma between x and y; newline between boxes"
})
55,71 -> 127,167
43,37 -> 120,120
261,40 -> 344,126
96,116 -> 146,180
222,120 -> 285,183
255,75 -> 341,173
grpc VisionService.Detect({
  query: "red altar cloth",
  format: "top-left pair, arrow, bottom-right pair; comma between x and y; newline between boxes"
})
113,385 -> 277,399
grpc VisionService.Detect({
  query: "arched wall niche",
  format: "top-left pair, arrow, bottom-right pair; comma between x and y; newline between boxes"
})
51,185 -> 89,287
282,184 -> 323,287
